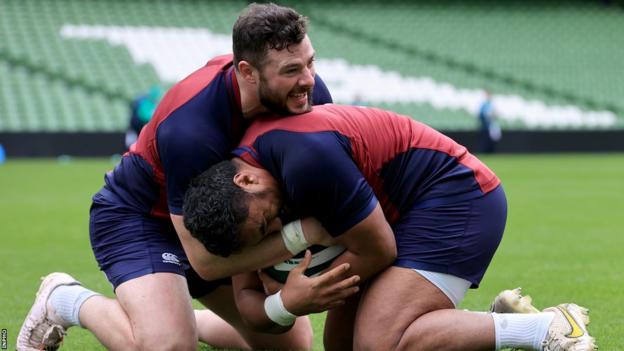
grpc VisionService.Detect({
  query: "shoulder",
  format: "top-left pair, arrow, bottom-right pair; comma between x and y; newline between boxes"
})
312,74 -> 333,104
153,56 -> 232,123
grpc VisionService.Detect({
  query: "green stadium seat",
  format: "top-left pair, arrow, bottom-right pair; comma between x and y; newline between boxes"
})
0,0 -> 622,132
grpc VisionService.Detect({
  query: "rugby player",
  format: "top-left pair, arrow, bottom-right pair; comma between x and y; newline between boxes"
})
18,4 -> 356,351
185,103 -> 597,351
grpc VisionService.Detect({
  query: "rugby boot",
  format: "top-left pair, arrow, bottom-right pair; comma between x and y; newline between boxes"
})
17,273 -> 80,351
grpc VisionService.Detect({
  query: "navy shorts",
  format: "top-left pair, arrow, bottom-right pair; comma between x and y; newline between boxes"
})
89,188 -> 229,298
392,185 -> 507,288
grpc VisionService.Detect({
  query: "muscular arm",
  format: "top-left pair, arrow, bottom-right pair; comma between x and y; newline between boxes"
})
299,203 -> 396,284
171,214 -> 292,280
232,251 -> 359,333
254,130 -> 397,284
233,205 -> 394,332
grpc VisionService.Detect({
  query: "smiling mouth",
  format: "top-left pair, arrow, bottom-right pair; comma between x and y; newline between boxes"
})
290,92 -> 307,99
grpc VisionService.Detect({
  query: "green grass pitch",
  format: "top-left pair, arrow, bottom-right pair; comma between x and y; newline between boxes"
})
1,154 -> 623,350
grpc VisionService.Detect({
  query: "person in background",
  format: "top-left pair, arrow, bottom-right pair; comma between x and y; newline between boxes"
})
478,90 -> 502,154
125,85 -> 164,149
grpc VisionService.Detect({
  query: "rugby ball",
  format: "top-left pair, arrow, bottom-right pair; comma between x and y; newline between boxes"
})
264,245 -> 346,283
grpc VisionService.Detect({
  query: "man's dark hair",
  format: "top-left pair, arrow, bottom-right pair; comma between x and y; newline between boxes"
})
233,2 -> 308,70
183,161 -> 251,257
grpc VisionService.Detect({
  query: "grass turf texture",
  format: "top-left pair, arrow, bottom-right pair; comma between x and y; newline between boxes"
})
1,155 -> 622,350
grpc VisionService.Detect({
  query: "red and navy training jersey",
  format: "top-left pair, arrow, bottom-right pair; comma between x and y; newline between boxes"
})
100,54 -> 333,218
234,104 -> 500,236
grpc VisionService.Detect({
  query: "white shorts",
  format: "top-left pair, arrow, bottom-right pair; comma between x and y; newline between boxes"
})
415,269 -> 471,307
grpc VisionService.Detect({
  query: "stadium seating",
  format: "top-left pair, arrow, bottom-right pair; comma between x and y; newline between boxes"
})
297,0 -> 624,130
0,0 -> 622,132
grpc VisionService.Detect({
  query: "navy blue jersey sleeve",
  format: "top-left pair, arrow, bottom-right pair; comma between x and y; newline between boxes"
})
255,130 -> 377,236
157,113 -> 230,215
312,74 -> 333,105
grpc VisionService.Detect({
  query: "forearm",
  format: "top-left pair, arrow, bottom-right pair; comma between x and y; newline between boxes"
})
200,235 -> 292,280
329,247 -> 394,282
172,214 -> 291,280
312,204 -> 397,282
235,288 -> 295,334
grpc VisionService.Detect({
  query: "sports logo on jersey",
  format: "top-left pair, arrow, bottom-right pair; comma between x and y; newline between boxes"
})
162,252 -> 181,265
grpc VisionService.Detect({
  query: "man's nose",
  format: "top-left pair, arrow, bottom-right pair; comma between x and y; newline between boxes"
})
298,66 -> 315,88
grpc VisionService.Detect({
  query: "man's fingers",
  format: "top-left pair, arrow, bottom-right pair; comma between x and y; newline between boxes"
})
333,274 -> 361,291
289,249 -> 312,275
308,298 -> 346,313
325,284 -> 360,302
314,262 -> 353,284
308,275 -> 360,313
310,286 -> 359,312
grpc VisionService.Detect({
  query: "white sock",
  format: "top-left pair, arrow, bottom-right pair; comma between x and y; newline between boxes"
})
492,312 -> 555,350
49,284 -> 100,328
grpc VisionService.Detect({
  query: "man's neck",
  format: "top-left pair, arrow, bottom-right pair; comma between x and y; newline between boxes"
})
235,70 -> 267,119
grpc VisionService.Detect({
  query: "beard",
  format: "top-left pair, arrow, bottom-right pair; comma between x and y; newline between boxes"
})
258,75 -> 313,116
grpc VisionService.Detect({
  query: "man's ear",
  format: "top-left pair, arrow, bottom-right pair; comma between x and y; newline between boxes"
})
237,61 -> 258,85
233,171 -> 259,191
